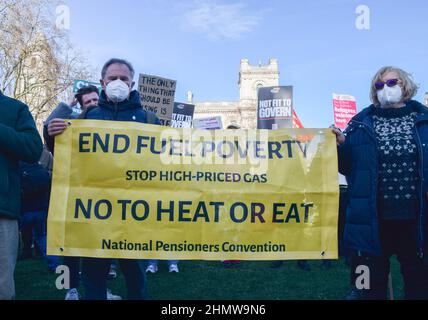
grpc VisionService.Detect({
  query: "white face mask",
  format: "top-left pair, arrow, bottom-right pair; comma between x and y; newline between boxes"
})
105,79 -> 130,103
377,85 -> 403,106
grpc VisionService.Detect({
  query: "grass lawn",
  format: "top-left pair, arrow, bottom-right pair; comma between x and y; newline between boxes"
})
15,257 -> 405,300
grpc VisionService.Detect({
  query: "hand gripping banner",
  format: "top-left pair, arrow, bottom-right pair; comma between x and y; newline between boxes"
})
47,120 -> 339,260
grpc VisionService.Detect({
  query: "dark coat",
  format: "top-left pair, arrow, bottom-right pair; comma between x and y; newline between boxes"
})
339,100 -> 428,260
44,90 -> 161,154
81,90 -> 161,125
0,91 -> 43,220
20,161 -> 51,213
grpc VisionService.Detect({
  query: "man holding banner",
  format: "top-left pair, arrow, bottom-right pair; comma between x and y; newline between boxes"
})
46,85 -> 123,300
49,58 -> 160,300
81,58 -> 161,300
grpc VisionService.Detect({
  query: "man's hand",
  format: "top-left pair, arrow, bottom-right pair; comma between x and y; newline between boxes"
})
330,125 -> 346,146
48,119 -> 69,137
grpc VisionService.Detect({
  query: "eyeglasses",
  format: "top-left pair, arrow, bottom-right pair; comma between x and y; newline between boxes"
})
375,79 -> 400,90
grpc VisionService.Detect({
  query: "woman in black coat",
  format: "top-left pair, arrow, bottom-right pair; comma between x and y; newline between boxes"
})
332,66 -> 428,300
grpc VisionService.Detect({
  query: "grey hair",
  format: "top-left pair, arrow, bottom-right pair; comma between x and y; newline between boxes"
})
101,58 -> 135,80
370,66 -> 419,106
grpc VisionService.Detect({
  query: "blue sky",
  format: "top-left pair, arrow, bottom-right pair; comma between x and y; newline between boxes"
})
63,0 -> 428,128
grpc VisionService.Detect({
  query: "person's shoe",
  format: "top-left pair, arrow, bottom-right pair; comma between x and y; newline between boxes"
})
270,261 -> 284,268
108,266 -> 117,279
169,264 -> 179,273
106,289 -> 122,300
146,264 -> 158,273
297,260 -> 311,271
65,288 -> 80,300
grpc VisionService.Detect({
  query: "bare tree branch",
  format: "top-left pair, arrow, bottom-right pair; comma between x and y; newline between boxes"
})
0,0 -> 93,130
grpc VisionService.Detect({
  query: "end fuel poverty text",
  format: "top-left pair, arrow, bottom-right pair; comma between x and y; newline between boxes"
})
78,133 -> 309,159
74,199 -> 315,224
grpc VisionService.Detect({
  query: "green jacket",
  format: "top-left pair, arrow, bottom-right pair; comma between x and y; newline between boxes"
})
0,91 -> 43,220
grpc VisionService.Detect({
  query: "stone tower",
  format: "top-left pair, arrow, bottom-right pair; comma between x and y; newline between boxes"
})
238,58 -> 280,103
193,58 -> 281,129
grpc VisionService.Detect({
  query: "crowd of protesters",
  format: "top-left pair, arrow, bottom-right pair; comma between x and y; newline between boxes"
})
1,58 -> 428,300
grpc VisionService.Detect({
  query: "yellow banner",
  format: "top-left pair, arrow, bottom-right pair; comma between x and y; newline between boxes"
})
47,120 -> 339,260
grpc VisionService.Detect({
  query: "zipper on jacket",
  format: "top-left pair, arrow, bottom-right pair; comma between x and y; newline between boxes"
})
413,121 -> 425,258
114,103 -> 118,121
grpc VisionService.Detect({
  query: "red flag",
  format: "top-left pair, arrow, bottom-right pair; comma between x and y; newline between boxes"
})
292,110 -> 304,128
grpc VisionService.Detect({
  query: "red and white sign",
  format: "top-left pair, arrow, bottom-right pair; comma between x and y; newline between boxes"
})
333,93 -> 357,129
